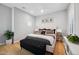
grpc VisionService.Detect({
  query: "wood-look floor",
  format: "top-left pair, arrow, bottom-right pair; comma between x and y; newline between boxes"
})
53,40 -> 65,55
0,43 -> 34,55
0,40 -> 65,55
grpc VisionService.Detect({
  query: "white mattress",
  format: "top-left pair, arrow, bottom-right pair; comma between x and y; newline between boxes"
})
27,34 -> 56,53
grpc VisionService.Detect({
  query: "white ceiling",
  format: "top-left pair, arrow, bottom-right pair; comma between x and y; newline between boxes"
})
3,3 -> 69,16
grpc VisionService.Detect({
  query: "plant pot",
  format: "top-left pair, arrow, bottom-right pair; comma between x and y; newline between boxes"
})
6,39 -> 12,44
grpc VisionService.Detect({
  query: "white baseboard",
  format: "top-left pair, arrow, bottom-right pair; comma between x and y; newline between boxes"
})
0,43 -> 5,45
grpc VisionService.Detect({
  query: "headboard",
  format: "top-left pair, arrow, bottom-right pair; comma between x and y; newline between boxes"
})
39,28 -> 56,35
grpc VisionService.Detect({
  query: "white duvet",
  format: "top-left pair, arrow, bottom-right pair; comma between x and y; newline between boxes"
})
27,34 -> 56,53
27,34 -> 54,45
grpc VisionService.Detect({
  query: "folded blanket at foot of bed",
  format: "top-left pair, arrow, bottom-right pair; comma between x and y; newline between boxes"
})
20,36 -> 51,55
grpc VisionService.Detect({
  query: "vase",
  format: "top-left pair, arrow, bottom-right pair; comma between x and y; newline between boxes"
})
6,39 -> 12,44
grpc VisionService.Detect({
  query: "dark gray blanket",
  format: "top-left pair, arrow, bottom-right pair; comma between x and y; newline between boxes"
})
27,36 -> 51,45
20,36 -> 51,54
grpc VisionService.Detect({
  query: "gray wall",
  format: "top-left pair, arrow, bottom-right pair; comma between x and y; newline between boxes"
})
75,3 -> 79,36
0,4 -> 36,43
0,4 -> 12,44
67,4 -> 75,35
35,10 -> 67,35
14,8 -> 35,42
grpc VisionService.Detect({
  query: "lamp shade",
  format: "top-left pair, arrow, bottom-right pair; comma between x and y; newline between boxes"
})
57,29 -> 62,32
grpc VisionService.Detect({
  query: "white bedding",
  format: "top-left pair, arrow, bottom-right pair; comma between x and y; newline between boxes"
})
27,34 -> 56,53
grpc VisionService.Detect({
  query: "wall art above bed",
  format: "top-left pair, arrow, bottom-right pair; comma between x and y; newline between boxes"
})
42,18 -> 54,23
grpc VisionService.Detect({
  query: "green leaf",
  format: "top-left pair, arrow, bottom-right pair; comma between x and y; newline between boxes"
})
67,34 -> 79,43
4,30 -> 14,40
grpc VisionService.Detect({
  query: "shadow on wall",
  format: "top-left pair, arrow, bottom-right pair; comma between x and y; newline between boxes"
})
0,35 -> 6,45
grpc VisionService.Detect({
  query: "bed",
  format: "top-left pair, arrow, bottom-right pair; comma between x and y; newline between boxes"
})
20,34 -> 56,55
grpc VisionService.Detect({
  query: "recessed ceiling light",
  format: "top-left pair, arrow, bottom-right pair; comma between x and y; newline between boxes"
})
41,9 -> 44,13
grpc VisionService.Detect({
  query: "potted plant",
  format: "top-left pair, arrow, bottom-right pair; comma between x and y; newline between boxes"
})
67,34 -> 79,43
4,30 -> 14,44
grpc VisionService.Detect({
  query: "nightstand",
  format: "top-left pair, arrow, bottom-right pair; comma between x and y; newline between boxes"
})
56,32 -> 63,41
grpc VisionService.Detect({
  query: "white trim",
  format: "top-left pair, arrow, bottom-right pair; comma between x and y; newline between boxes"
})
12,7 -> 14,32
0,43 -> 5,45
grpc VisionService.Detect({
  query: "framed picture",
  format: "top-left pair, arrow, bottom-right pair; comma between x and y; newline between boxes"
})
42,18 -> 54,23
42,19 -> 44,22
50,18 -> 52,22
